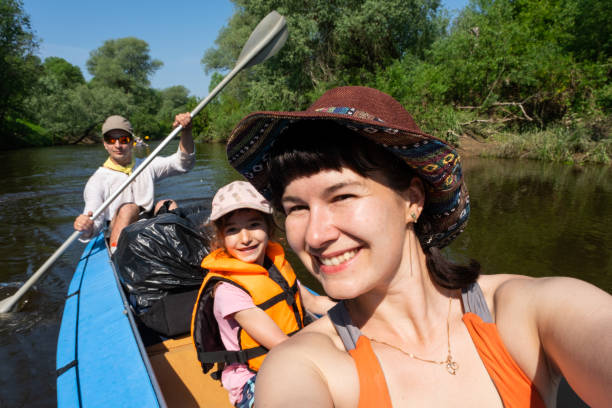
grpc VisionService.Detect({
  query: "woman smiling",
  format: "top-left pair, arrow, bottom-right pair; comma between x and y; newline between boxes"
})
225,86 -> 612,408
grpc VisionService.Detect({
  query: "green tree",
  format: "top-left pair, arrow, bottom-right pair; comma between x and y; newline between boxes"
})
24,57 -> 88,143
26,80 -> 133,143
387,0 -> 600,125
0,0 -> 40,136
201,0 -> 444,141
87,37 -> 162,93
157,85 -> 190,120
566,0 -> 612,62
42,56 -> 85,88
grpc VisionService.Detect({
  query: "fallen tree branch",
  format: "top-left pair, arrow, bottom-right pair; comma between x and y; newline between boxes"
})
70,123 -> 98,145
459,117 -> 516,126
457,99 -> 534,125
491,101 -> 533,121
446,129 -> 462,139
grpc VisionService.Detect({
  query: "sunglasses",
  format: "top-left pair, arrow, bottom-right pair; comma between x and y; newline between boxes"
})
104,135 -> 132,145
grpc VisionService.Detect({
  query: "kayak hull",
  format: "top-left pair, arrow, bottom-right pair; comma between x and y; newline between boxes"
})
56,233 -> 164,407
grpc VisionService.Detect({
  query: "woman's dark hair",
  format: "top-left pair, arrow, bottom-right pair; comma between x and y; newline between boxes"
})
266,120 -> 479,289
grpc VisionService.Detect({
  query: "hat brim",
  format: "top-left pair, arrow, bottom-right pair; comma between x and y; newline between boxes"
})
210,201 -> 273,222
226,102 -> 469,248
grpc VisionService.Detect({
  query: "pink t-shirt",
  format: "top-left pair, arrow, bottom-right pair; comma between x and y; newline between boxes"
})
213,282 -> 257,404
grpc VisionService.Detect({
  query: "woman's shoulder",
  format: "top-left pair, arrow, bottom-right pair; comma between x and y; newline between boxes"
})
266,314 -> 348,361
475,274 -> 530,312
258,315 -> 359,406
477,273 -> 603,331
478,274 -> 592,307
477,273 -> 538,300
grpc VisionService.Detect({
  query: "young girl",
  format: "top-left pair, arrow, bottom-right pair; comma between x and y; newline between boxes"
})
191,180 -> 334,408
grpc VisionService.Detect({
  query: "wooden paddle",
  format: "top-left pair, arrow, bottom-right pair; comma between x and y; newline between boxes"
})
0,10 -> 288,313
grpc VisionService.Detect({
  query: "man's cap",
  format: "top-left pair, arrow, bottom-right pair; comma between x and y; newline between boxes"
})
102,115 -> 134,137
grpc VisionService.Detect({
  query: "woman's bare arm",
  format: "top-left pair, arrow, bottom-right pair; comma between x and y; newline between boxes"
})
517,277 -> 612,407
255,332 -> 339,408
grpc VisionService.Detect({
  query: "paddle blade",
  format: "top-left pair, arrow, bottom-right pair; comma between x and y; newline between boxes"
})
237,10 -> 288,70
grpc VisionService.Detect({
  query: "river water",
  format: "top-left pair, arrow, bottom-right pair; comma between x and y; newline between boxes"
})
0,141 -> 610,407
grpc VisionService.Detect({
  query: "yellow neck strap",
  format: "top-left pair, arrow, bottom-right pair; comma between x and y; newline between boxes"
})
103,157 -> 135,175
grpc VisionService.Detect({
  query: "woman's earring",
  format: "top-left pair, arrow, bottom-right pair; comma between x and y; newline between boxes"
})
411,212 -> 418,223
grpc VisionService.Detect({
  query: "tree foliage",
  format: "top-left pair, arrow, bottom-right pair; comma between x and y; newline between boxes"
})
42,56 -> 85,88
200,0 -> 444,140
87,37 -> 162,93
374,0 -> 611,135
20,37 -> 192,144
0,0 -> 40,136
5,0 -> 611,160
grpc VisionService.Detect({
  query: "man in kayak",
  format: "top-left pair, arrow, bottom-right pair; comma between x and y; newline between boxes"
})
73,113 -> 195,250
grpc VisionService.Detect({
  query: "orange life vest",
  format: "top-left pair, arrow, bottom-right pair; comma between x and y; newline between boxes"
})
191,242 -> 305,373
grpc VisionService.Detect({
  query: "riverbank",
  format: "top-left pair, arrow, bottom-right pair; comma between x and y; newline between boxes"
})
3,122 -> 610,166
456,121 -> 611,165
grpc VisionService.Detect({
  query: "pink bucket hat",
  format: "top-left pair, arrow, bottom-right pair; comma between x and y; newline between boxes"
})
210,180 -> 273,221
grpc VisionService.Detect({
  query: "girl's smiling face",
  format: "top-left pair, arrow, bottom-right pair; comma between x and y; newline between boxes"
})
281,167 -> 416,299
222,209 -> 270,266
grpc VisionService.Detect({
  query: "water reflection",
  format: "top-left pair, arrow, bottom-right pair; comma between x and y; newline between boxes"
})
450,157 -> 612,293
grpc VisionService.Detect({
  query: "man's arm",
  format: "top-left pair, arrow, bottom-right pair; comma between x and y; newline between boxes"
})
76,174 -> 106,242
74,211 -> 94,238
148,112 -> 196,180
173,112 -> 194,154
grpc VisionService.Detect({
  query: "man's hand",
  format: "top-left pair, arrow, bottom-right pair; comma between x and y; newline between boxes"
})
74,211 -> 94,238
173,112 -> 194,154
173,112 -> 192,130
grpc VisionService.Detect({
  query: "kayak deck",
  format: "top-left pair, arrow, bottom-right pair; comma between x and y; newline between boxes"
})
57,232 -> 232,407
147,336 -> 232,407
56,233 -> 162,407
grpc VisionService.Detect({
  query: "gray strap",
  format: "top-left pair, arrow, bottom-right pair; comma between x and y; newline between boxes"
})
329,284 -> 494,352
461,282 -> 493,323
328,302 -> 362,351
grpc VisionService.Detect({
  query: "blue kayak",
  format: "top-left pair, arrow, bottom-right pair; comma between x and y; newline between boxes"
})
56,232 -> 243,407
56,232 -> 166,407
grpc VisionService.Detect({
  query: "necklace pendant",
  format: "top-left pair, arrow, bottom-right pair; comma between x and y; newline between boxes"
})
445,355 -> 459,375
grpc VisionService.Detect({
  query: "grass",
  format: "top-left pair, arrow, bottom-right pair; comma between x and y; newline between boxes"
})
490,124 -> 611,165
452,112 -> 612,165
0,118 -> 53,149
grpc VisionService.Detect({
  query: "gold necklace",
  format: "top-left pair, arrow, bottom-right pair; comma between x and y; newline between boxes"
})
368,296 -> 459,375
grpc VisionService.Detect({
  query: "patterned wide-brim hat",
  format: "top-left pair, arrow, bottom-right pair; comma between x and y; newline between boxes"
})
226,86 -> 469,248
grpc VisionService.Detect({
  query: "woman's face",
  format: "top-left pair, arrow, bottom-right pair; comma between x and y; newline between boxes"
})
222,209 -> 270,266
281,167 -> 415,299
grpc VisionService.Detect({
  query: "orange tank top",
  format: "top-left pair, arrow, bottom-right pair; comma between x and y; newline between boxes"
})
328,283 -> 546,408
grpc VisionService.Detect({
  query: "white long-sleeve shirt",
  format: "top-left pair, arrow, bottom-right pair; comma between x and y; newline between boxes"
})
80,147 -> 195,242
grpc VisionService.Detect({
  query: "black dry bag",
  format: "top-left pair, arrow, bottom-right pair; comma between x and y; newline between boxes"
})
114,206 -> 212,337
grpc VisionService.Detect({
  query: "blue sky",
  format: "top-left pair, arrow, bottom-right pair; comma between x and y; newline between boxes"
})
22,0 -> 468,99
